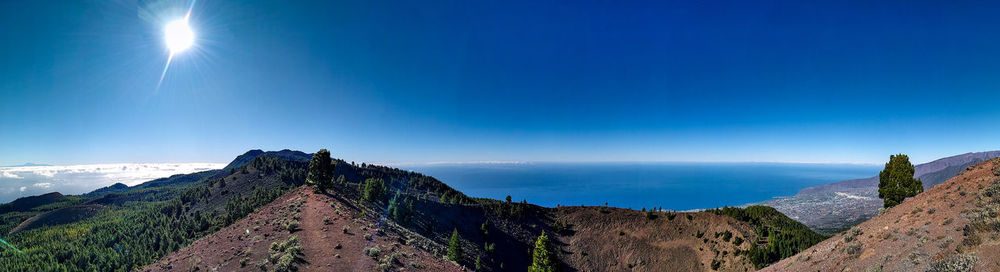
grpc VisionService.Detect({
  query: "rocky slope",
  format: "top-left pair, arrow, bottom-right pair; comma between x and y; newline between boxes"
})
142,186 -> 464,272
762,158 -> 1000,271
760,151 -> 1000,234
144,186 -> 778,272
552,206 -> 759,272
0,149 -> 830,271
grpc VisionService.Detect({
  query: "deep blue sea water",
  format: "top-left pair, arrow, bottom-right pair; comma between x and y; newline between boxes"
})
405,162 -> 880,211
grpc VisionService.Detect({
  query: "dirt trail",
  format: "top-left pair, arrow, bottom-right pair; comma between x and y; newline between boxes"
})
298,190 -> 329,270
297,189 -> 373,271
142,187 -> 463,272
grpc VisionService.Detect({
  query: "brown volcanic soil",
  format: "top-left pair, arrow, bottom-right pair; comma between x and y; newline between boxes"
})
143,186 -> 784,272
141,186 -> 463,272
552,206 -> 758,272
762,158 -> 1000,272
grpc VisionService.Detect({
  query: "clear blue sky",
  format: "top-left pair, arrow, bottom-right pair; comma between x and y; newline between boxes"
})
2,0 -> 999,166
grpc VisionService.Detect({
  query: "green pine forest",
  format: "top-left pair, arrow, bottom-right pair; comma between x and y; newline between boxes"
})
0,150 -> 832,271
0,150 -> 478,271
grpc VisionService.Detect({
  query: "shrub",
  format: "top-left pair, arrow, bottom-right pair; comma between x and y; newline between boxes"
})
929,254 -> 978,272
274,253 -> 295,272
364,246 -> 381,258
552,220 -> 567,234
645,210 -> 657,220
257,259 -> 267,270
268,235 -> 303,272
379,253 -> 399,271
710,259 -> 722,270
844,242 -> 862,257
844,227 -> 862,242
284,220 -> 299,232
867,262 -> 883,272
666,212 -> 677,220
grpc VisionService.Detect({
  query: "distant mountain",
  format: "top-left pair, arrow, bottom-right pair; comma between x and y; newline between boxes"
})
0,192 -> 67,214
222,149 -> 311,170
1,149 -> 827,271
762,157 -> 1000,271
143,150 -> 822,271
80,183 -> 130,198
760,151 -> 1000,234
2,163 -> 51,167
8,204 -> 103,235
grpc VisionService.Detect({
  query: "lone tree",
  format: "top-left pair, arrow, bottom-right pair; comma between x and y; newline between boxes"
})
306,149 -> 333,192
529,231 -> 556,272
877,154 -> 924,208
447,228 -> 462,263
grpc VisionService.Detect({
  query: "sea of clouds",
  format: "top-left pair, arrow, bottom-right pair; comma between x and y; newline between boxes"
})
0,163 -> 225,203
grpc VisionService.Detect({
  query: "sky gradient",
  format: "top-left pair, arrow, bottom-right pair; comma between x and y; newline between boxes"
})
2,0 -> 999,166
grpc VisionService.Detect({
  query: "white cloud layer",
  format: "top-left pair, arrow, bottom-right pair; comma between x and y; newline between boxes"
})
1,171 -> 22,179
0,163 -> 225,203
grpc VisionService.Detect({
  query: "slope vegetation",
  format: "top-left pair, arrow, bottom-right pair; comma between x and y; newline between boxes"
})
142,186 -> 463,272
553,206 -> 758,271
0,192 -> 68,214
763,158 -> 1000,271
145,151 -> 827,271
0,149 -> 830,271
761,151 -> 1000,234
0,150 -> 309,271
8,204 -> 103,234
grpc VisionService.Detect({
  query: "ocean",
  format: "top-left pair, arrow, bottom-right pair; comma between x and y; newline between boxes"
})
405,162 -> 880,211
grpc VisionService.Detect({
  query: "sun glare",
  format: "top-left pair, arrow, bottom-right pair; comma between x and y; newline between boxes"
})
164,19 -> 194,53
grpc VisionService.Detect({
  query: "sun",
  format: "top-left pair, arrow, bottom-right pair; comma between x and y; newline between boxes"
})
164,19 -> 194,53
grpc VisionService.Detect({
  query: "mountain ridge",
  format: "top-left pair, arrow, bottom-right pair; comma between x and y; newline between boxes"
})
762,157 -> 1000,271
760,150 -> 1000,234
138,149 -> 825,271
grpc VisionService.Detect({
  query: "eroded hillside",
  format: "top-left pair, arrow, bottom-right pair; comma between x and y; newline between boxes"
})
761,151 -> 1000,235
763,158 -> 1000,271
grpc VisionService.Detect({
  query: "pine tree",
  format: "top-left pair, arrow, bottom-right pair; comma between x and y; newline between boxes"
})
529,231 -> 557,272
361,178 -> 385,204
306,149 -> 333,192
447,228 -> 462,263
877,154 -> 924,208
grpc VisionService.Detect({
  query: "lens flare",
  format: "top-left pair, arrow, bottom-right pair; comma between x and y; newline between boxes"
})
164,19 -> 194,53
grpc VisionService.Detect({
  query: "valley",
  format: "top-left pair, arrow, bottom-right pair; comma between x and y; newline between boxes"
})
0,149 -> 997,271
